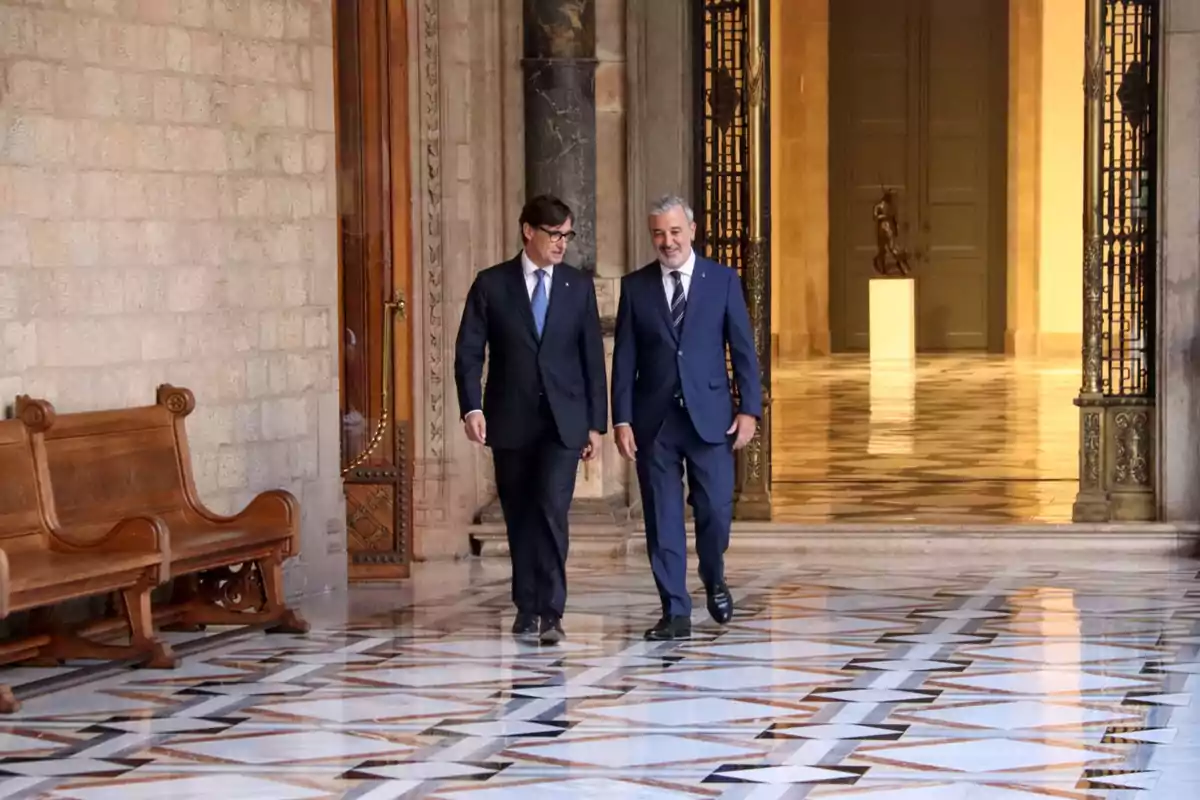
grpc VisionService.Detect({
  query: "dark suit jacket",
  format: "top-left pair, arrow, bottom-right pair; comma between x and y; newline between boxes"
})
611,256 -> 762,445
454,256 -> 608,450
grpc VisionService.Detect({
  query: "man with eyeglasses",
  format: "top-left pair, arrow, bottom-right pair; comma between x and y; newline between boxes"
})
454,194 -> 607,646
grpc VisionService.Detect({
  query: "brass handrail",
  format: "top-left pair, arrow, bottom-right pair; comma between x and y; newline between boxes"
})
342,293 -> 406,476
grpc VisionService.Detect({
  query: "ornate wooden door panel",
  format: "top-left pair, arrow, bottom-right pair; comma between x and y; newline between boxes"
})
335,0 -> 413,580
829,0 -> 1007,352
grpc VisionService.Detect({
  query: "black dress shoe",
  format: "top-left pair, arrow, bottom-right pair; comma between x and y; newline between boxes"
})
706,582 -> 734,625
512,612 -> 539,638
644,615 -> 692,641
539,616 -> 565,645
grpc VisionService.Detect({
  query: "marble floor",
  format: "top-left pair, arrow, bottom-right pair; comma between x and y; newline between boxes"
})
2,553 -> 1200,798
772,355 -> 1080,523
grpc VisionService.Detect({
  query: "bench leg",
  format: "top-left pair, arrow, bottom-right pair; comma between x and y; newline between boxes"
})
261,553 -> 309,635
36,629 -> 177,669
29,581 -> 179,670
121,584 -> 179,670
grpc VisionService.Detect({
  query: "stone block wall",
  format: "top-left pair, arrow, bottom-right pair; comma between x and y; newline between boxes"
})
0,0 -> 346,595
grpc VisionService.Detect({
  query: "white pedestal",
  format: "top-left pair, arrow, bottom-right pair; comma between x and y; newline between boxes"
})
867,277 -> 916,454
869,277 -> 916,363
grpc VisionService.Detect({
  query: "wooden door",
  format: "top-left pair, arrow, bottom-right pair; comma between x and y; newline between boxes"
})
829,0 -> 917,352
829,0 -> 1007,351
335,0 -> 413,581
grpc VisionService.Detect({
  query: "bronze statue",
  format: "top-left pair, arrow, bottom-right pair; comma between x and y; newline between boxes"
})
872,188 -> 911,277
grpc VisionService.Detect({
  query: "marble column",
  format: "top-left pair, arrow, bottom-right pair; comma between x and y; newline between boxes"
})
471,0 -> 622,552
1158,0 -> 1200,521
524,0 -> 598,271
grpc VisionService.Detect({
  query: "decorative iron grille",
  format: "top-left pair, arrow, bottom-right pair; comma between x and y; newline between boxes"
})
1100,0 -> 1158,396
694,0 -> 750,273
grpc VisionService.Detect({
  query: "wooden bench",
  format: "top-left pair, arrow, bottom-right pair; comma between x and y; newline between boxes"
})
30,385 -> 308,636
0,398 -> 175,713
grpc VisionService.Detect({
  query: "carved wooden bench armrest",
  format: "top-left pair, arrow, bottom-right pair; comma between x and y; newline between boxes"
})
47,516 -> 171,586
187,489 -> 300,559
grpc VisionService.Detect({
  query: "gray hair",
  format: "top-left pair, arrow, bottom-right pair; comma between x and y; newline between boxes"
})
649,194 -> 695,223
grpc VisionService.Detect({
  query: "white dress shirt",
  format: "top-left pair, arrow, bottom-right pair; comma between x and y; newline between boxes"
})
660,248 -> 695,305
464,252 -> 552,420
522,251 -> 553,300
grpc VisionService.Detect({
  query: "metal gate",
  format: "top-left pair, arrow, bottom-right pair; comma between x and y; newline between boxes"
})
1074,0 -> 1160,521
694,0 -> 772,519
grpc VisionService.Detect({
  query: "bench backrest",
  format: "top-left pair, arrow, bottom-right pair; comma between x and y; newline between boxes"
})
0,400 -> 56,553
38,386 -> 198,536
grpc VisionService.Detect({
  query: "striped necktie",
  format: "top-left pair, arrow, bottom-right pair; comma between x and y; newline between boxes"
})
669,270 -> 686,334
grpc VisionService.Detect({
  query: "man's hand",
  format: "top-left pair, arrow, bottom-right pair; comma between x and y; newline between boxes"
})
726,413 -> 757,451
615,425 -> 637,461
581,430 -> 602,461
464,412 -> 487,445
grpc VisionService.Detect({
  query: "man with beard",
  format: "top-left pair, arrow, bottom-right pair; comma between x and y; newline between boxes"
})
454,194 -> 607,645
611,195 -> 762,641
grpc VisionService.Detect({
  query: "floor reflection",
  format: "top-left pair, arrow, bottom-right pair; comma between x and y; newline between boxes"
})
772,355 -> 1079,523
4,553 -> 1198,798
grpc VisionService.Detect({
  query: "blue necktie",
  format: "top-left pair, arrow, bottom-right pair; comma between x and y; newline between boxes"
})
531,269 -> 548,338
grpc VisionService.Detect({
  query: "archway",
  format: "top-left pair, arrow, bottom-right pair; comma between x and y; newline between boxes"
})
693,0 -> 1160,523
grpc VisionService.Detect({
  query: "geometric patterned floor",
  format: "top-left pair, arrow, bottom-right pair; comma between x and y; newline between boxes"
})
772,356 -> 1081,523
3,553 -> 1199,798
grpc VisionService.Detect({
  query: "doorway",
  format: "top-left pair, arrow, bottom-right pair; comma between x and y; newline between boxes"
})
828,0 -> 1008,352
334,0 -> 414,579
694,0 -> 1158,524
766,0 -> 1084,523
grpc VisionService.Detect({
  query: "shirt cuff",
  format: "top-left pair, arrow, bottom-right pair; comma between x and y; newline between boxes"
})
464,410 -> 482,419
613,422 -> 631,428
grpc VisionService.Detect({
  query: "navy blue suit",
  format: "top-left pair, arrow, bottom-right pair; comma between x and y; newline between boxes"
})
611,256 -> 762,617
454,256 -> 607,619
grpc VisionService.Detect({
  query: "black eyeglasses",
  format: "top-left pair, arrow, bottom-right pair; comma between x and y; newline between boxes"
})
539,227 -> 577,243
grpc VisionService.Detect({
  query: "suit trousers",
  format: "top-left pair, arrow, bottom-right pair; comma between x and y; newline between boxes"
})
491,401 -> 580,619
636,403 -> 734,617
